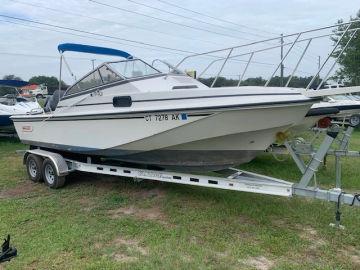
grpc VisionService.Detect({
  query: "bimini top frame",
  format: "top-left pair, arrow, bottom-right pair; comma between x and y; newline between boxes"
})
175,20 -> 360,89
57,43 -> 134,92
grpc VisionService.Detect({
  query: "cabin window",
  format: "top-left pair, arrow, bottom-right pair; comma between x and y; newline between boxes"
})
67,70 -> 103,95
113,96 -> 132,107
108,59 -> 160,79
99,65 -> 122,84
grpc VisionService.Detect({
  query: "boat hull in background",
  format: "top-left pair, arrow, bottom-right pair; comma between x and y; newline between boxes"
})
0,101 -> 41,133
0,114 -> 14,133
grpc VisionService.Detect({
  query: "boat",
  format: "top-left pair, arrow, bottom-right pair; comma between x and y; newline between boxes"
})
0,80 -> 41,133
288,106 -> 340,134
11,20 -> 360,170
11,43 -> 320,171
289,94 -> 360,133
313,95 -> 360,126
275,94 -> 360,135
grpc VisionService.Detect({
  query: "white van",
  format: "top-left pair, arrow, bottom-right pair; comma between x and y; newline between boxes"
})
30,84 -> 48,99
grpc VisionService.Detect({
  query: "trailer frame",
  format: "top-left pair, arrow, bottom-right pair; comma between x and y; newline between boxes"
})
20,128 -> 360,228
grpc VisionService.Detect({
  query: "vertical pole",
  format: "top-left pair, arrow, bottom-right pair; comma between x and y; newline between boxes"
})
335,155 -> 341,188
317,56 -> 321,86
280,33 -> 284,87
265,33 -> 301,87
91,59 -> 95,70
59,53 -> 63,92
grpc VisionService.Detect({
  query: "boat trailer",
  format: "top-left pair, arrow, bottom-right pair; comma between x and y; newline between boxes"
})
21,127 -> 359,227
268,125 -> 360,227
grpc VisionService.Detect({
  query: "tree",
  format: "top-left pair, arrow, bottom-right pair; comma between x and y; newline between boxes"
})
332,10 -> 360,85
2,74 -> 23,81
29,76 -> 68,94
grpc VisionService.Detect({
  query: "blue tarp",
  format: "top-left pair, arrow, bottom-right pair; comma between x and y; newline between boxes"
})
0,80 -> 29,87
58,43 -> 133,59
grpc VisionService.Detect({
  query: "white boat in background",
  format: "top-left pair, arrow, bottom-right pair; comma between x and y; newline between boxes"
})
0,80 -> 41,133
280,94 -> 360,135
314,95 -> 360,126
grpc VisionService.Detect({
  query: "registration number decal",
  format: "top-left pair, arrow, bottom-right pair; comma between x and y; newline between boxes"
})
145,113 -> 188,122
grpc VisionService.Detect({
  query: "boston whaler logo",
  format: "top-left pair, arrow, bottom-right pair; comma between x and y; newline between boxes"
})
22,125 -> 33,132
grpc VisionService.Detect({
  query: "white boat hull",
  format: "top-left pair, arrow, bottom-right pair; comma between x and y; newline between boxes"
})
13,101 -> 311,170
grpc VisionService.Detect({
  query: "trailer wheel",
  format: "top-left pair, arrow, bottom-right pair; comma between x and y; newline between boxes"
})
349,114 -> 360,127
42,158 -> 66,189
26,154 -> 43,182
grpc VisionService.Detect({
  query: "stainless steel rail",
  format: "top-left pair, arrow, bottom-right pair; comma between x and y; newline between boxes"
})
174,20 -> 360,89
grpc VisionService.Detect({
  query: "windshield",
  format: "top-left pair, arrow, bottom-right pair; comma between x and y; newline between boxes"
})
108,59 -> 160,79
330,95 -> 351,101
353,95 -> 360,101
0,87 -> 17,105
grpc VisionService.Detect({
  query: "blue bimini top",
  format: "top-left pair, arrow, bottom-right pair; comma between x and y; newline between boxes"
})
0,80 -> 29,87
58,43 -> 133,59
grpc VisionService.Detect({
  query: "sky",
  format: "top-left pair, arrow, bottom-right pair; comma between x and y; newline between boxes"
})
0,0 -> 359,84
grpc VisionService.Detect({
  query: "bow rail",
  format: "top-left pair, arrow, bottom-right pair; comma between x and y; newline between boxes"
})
175,20 -> 360,90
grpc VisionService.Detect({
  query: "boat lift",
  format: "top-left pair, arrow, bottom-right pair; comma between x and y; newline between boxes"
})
21,127 -> 359,227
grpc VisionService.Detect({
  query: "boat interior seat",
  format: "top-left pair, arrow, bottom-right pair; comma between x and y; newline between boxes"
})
16,97 -> 28,103
44,90 -> 65,112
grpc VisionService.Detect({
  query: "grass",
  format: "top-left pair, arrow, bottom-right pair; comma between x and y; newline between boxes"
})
0,132 -> 359,269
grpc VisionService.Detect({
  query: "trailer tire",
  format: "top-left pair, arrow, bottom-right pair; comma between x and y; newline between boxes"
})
26,154 -> 43,182
42,158 -> 66,189
349,114 -> 360,127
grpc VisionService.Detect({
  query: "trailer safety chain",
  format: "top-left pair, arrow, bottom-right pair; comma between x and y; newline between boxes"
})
270,150 -> 288,162
350,194 -> 360,206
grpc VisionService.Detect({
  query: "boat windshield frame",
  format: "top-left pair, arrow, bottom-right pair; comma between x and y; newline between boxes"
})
105,58 -> 162,79
64,58 -> 162,97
